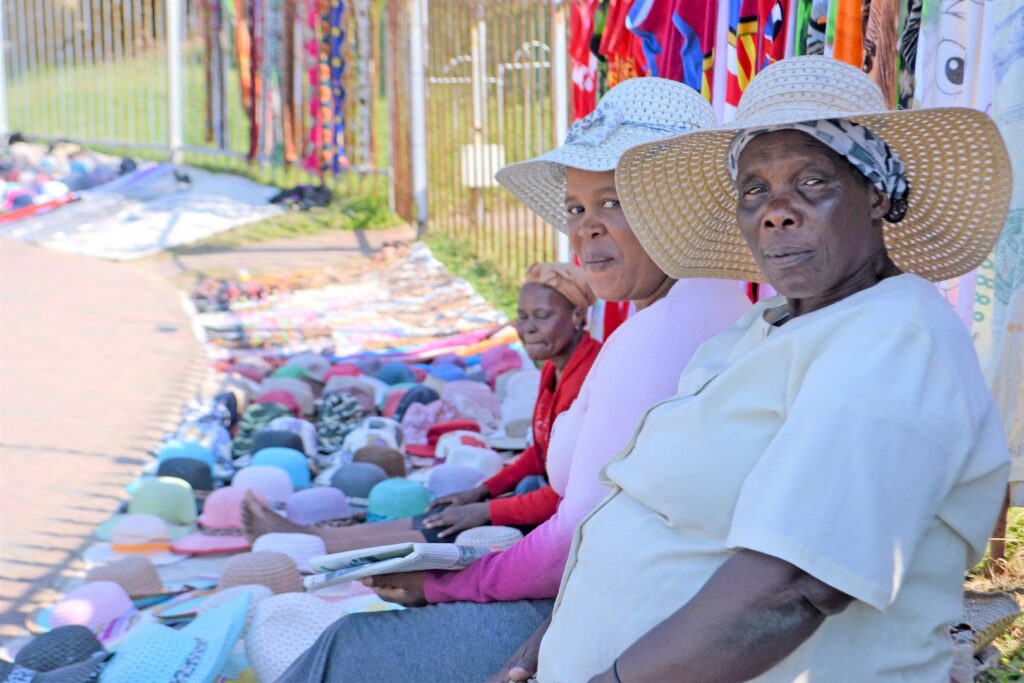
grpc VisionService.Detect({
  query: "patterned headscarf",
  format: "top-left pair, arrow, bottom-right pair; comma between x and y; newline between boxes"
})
523,263 -> 596,310
727,118 -> 910,223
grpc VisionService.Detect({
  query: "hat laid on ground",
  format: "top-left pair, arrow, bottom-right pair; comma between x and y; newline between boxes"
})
266,416 -> 318,458
394,385 -> 440,423
443,381 -> 502,434
285,487 -> 352,526
11,625 -> 106,673
316,391 -> 366,456
271,364 -> 306,380
366,479 -> 431,522
49,582 -> 143,645
219,552 -> 304,594
97,477 -> 198,542
480,346 -> 523,386
455,525 -> 524,550
444,445 -> 503,479
496,75 -> 717,233
342,420 -> 400,455
382,386 -> 412,418
282,352 -> 332,383
259,378 -> 315,416
323,376 -> 377,409
232,465 -> 294,506
251,533 -> 328,574
156,458 -> 215,495
177,420 -> 233,463
196,584 -> 272,638
432,353 -> 466,367
213,391 -> 240,427
227,363 -> 267,383
435,430 -> 491,461
426,464 -> 485,500
100,593 -> 250,683
251,447 -> 312,489
330,462 -> 389,508
85,556 -> 165,600
243,593 -> 347,683
429,362 -> 468,383
324,363 -> 361,381
172,486 -> 265,555
250,428 -> 306,456
404,419 -> 482,458
614,56 -> 1012,283
157,439 -> 215,470
254,390 -> 301,418
84,514 -> 187,568
373,361 -> 416,386
232,402 -> 294,460
400,400 -> 460,449
353,445 -> 406,478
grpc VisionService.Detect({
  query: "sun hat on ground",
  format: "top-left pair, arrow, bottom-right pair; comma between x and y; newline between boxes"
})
429,362 -> 468,383
49,582 -> 142,645
455,525 -> 524,550
405,419 -> 482,458
85,557 -> 163,599
251,447 -> 312,489
426,464 -> 485,500
232,402 -> 293,460
177,420 -> 233,462
250,428 -> 306,456
281,352 -> 332,383
324,363 -> 361,381
251,533 -> 328,573
316,391 -> 365,456
443,381 -> 502,434
0,652 -> 109,681
254,390 -> 301,417
227,363 -> 266,383
244,593 -> 348,683
444,445 -> 504,478
172,486 -> 264,555
219,552 -> 304,595
342,420 -> 400,455
366,479 -> 431,522
265,416 -> 318,458
231,465 -> 294,506
285,487 -> 352,526
394,385 -> 440,422
330,462 -> 389,508
156,457 -> 215,495
103,477 -> 197,540
382,386 -> 412,418
12,625 -> 105,672
435,430 -> 491,461
157,439 -> 215,470
373,361 -> 416,386
196,584 -> 272,638
271,364 -> 306,380
100,592 -> 249,683
480,346 -> 523,386
353,445 -> 407,478
259,378 -> 315,416
84,514 -> 187,567
323,376 -> 376,406
615,56 -> 1013,283
496,76 -> 717,232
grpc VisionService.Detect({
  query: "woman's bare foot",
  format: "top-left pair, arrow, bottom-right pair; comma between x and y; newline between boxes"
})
241,490 -> 308,542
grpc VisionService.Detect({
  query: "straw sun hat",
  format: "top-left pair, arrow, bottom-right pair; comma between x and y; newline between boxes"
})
615,56 -> 1012,283
495,76 -> 717,232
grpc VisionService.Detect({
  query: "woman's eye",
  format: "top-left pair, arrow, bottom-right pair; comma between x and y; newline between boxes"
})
802,177 -> 825,187
742,185 -> 765,197
602,199 -> 620,209
566,205 -> 583,215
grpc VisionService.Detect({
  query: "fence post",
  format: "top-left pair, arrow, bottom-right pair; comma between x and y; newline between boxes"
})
167,0 -> 184,164
0,0 -> 8,141
409,0 -> 429,237
551,0 -> 570,262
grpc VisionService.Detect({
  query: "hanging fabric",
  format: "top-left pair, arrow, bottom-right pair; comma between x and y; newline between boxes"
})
863,0 -> 899,105
896,0 -> 922,109
571,0 -> 600,120
264,0 -> 286,164
328,0 -> 348,173
756,0 -> 791,69
724,0 -> 760,121
625,0 -> 718,98
247,0 -> 263,162
599,0 -> 647,87
304,0 -> 323,173
827,0 -> 864,66
282,0 -> 300,163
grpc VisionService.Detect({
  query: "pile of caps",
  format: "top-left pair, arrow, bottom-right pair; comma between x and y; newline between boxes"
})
5,343 -> 541,682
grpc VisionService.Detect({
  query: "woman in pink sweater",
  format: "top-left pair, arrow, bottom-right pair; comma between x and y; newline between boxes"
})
277,78 -> 750,683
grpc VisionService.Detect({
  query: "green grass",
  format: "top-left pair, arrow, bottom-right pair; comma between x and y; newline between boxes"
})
423,231 -> 520,320
972,507 -> 1024,681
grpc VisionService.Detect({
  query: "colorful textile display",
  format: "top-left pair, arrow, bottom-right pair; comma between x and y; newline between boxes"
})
725,0 -> 761,120
627,0 -> 720,99
599,0 -> 648,86
571,0 -> 601,119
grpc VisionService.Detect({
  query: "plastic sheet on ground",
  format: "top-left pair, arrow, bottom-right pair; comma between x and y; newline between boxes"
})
4,163 -> 283,260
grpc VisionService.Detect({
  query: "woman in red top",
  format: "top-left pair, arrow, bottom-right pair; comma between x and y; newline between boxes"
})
423,262 -> 601,538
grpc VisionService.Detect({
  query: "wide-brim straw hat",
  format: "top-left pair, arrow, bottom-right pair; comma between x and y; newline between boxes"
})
615,56 -> 1012,283
496,76 -> 718,232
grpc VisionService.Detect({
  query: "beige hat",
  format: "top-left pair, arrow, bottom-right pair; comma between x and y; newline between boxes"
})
615,56 -> 1012,284
455,525 -> 524,550
219,552 -> 304,594
85,556 -> 163,598
496,77 -> 718,232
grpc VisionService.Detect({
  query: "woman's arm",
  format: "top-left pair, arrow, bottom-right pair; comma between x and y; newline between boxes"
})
591,550 -> 852,682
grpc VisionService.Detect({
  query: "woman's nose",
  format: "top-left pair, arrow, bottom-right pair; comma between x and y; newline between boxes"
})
761,195 -> 801,231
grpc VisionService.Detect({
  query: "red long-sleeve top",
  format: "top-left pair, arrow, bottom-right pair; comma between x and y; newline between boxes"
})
483,334 -> 601,526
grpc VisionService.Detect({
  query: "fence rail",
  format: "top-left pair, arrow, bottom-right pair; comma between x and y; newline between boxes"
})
2,0 -> 569,282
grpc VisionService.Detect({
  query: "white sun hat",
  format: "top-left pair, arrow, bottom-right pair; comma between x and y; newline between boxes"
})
615,56 -> 1012,283
495,76 -> 718,232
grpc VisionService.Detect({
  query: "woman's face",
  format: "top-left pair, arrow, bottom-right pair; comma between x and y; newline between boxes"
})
735,130 -> 891,302
514,283 -> 582,362
565,168 -> 668,302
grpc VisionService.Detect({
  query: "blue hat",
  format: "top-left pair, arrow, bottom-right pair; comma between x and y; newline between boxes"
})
366,479 -> 431,521
429,363 -> 468,382
374,362 -> 416,386
157,440 -> 215,469
101,593 -> 250,683
330,462 -> 389,507
251,447 -> 311,489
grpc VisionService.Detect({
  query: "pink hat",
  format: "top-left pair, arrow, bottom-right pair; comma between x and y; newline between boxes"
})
400,400 -> 460,449
406,420 -> 483,458
172,487 -> 265,555
50,582 -> 141,644
226,363 -> 266,383
285,487 -> 352,526
255,390 -> 301,417
259,378 -> 315,415
251,533 -> 327,573
232,466 -> 294,505
481,347 -> 523,385
442,381 -> 502,433
324,363 -> 361,380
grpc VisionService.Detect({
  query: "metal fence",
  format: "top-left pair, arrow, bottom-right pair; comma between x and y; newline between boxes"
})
2,0 -> 569,280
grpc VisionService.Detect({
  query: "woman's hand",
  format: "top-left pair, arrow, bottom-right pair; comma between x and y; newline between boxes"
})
428,484 -> 491,509
487,617 -> 551,683
360,571 -> 428,607
422,502 -> 491,538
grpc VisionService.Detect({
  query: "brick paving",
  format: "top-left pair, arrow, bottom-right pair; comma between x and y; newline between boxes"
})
0,225 -> 414,641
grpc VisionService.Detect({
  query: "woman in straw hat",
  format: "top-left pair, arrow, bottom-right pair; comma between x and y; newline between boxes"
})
277,77 -> 749,682
492,56 -> 1010,683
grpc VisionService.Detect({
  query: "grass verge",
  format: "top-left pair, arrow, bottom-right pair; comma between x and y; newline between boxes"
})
423,231 -> 520,320
973,507 -> 1024,681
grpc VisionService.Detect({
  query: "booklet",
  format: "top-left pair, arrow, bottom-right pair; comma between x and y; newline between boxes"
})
303,542 -> 493,591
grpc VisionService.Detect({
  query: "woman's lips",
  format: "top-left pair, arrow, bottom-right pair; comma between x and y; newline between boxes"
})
583,256 -> 616,272
763,249 -> 814,268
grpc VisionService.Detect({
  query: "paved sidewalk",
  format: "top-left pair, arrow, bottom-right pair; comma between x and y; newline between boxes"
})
0,239 -> 206,639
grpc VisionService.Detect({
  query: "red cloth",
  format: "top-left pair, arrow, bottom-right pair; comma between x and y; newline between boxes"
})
484,335 -> 601,526
599,0 -> 648,86
603,300 -> 632,340
571,0 -> 600,120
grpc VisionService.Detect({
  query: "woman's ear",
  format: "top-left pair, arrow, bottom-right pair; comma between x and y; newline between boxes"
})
868,185 -> 891,222
572,307 -> 586,330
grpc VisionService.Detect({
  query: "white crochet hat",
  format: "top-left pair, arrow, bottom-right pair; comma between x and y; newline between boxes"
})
252,533 -> 328,574
244,593 -> 347,683
444,445 -> 504,478
455,526 -> 524,550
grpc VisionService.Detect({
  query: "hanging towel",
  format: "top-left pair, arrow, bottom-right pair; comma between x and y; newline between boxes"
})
864,0 -> 900,105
